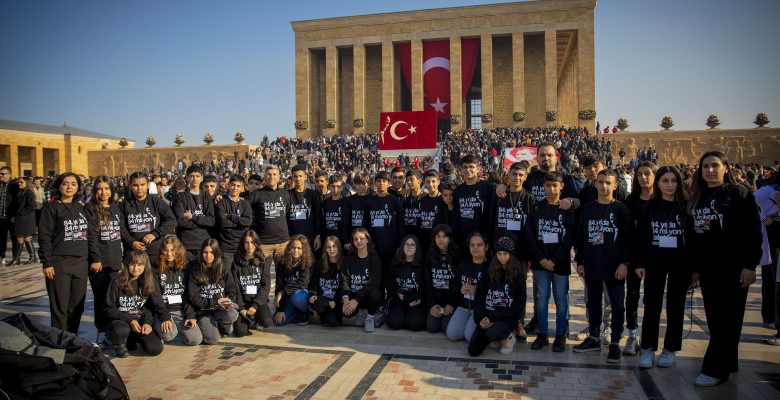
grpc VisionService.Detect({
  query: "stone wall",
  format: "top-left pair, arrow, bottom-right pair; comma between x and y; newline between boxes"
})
605,128 -> 780,166
87,144 -> 256,177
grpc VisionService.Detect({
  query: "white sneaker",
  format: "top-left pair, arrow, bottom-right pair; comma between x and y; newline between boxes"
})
694,373 -> 721,387
622,336 -> 639,356
638,349 -> 654,369
499,333 -> 516,355
364,314 -> 375,333
766,336 -> 780,346
656,349 -> 676,368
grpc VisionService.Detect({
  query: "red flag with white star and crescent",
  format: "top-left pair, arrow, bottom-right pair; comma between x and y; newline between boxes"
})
378,110 -> 437,151
422,40 -> 451,119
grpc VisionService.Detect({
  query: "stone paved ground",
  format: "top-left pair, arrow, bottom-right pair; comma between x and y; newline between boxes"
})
2,262 -> 779,400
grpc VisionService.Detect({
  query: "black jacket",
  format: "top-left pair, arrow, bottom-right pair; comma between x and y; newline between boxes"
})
172,191 -> 215,252
156,267 -> 193,319
388,261 -> 425,306
575,200 -> 632,281
85,202 -> 124,270
38,200 -> 89,266
231,256 -> 272,312
526,201 -> 576,275
216,196 -> 253,254
104,278 -> 170,325
245,187 -> 291,245
340,253 -> 382,302
120,195 -> 177,259
473,275 -> 525,324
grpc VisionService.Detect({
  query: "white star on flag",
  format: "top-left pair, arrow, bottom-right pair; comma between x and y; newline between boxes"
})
430,97 -> 447,113
409,126 -> 417,134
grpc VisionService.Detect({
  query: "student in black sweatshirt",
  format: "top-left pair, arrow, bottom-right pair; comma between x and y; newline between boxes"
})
85,176 -> 124,344
387,235 -> 426,331
187,239 -> 240,344
104,250 -> 169,358
526,172 -> 576,353
154,235 -> 201,345
402,170 -> 424,242
490,163 -> 535,243
417,170 -> 447,251
245,165 -> 292,265
367,171 -> 405,280
573,169 -> 631,364
288,165 -> 322,251
342,172 -> 372,250
320,176 -> 345,244
273,235 -> 314,325
634,166 -> 693,369
120,172 -> 177,263
341,228 -> 383,333
452,155 -> 495,248
446,232 -> 490,342
216,174 -> 253,269
622,161 -> 657,356
521,143 -> 580,203
309,236 -> 344,327
425,224 -> 459,334
232,230 -> 273,335
173,165 -> 215,258
688,151 -> 762,387
39,172 -> 89,334
469,236 -> 526,356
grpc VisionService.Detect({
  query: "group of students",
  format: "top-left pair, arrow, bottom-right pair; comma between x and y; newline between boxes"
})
35,146 -> 763,388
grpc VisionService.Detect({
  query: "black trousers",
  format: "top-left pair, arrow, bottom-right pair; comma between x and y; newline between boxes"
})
585,278 -> 625,343
344,288 -> 383,317
105,320 -> 164,356
468,319 -> 516,356
234,303 -> 273,336
45,256 -> 88,334
639,266 -> 690,351
312,296 -> 342,326
625,271 -> 642,330
761,257 -> 777,324
0,218 -> 15,259
387,300 -> 426,331
89,268 -> 120,332
700,268 -> 749,380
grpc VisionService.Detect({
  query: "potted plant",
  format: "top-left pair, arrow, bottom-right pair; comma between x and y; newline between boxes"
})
545,110 -> 558,122
326,119 -> 336,129
118,138 -> 129,148
145,136 -> 156,147
754,113 -> 770,128
353,119 -> 364,128
661,116 -> 674,130
295,120 -> 308,130
706,114 -> 720,129
481,113 -> 493,123
578,109 -> 596,120
450,114 -> 461,124
174,133 -> 185,146
234,131 -> 245,144
512,112 -> 526,122
203,132 -> 214,145
617,118 -> 629,131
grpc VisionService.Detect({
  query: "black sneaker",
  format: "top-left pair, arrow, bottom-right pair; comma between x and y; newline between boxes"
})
572,336 -> 601,353
531,335 -> 549,350
607,343 -> 621,364
113,344 -> 129,358
524,316 -> 539,335
552,336 -> 567,353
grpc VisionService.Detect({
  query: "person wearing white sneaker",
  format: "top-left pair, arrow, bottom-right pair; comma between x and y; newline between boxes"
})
634,167 -> 693,367
689,151 -> 762,386
341,229 -> 383,333
467,236 -> 525,357
638,348 -> 654,369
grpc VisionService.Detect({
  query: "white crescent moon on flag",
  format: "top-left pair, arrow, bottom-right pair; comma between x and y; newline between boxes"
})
423,57 -> 450,75
390,120 -> 408,140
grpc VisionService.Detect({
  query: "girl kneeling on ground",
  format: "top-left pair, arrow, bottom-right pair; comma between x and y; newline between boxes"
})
187,239 -> 239,344
273,235 -> 314,325
341,228 -> 383,332
309,236 -> 344,326
387,235 -> 427,331
232,230 -> 273,334
446,232 -> 490,342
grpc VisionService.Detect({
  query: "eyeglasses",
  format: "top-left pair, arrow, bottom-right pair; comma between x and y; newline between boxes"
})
404,243 -> 416,248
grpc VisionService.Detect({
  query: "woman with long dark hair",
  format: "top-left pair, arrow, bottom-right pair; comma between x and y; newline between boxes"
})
688,151 -> 762,386
386,235 -> 426,331
309,236 -> 344,327
39,172 -> 89,333
425,224 -> 459,334
187,239 -> 240,344
341,228 -> 383,332
232,230 -> 273,334
634,166 -> 693,369
155,235 -> 201,345
8,177 -> 37,265
84,175 -> 125,344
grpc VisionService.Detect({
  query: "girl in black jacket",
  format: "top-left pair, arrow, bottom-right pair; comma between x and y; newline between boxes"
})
39,173 -> 89,334
688,151 -> 763,386
273,235 -> 314,325
308,236 -> 344,326
425,224 -> 459,333
154,235 -> 200,345
187,239 -> 240,344
341,228 -> 383,333
120,172 -> 177,263
85,175 -> 125,344
232,230 -> 273,335
387,235 -> 426,331
104,250 -> 169,358
469,236 -> 526,356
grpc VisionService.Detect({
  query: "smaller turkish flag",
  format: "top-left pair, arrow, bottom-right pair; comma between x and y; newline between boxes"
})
379,110 -> 437,151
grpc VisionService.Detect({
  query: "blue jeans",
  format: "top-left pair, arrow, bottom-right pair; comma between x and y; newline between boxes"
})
282,289 -> 310,325
534,270 -> 569,338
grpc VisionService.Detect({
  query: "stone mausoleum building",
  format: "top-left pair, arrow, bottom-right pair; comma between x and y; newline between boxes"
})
291,0 -> 597,138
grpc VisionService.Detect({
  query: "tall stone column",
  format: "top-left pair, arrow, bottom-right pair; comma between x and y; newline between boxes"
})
544,30 -> 558,127
325,45 -> 338,136
382,38 -> 395,112
295,47 -> 310,138
480,33 -> 493,129
577,26 -> 596,132
35,146 -> 43,176
411,39 -> 424,111
449,37 -> 463,129
512,33 -> 525,128
353,42 -> 366,135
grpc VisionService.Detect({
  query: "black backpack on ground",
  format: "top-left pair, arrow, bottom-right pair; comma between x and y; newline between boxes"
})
0,313 -> 130,400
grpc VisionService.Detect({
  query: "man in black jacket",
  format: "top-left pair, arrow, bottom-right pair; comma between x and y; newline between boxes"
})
120,173 -> 178,263
173,165 -> 215,258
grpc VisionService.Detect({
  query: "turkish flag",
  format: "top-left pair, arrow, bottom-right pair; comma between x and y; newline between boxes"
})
379,110 -> 437,151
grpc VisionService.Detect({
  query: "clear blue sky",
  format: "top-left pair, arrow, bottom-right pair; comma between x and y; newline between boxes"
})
1,0 -> 778,145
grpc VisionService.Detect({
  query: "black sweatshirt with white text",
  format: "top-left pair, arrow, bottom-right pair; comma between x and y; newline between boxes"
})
288,188 -> 321,244
105,278 -> 170,325
340,253 -> 382,302
173,191 -> 215,251
526,201 -> 576,275
245,187 -> 291,245
425,251 -> 459,309
309,260 -> 342,300
216,196 -> 253,254
388,261 -> 425,306
120,195 -> 177,259
452,180 -> 495,244
38,200 -> 89,266
575,200 -> 632,281
85,202 -> 124,270
366,193 -> 405,253
452,258 -> 489,309
231,256 -> 272,312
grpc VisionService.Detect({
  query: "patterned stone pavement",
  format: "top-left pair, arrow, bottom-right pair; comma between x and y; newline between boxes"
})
2,262 -> 779,400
